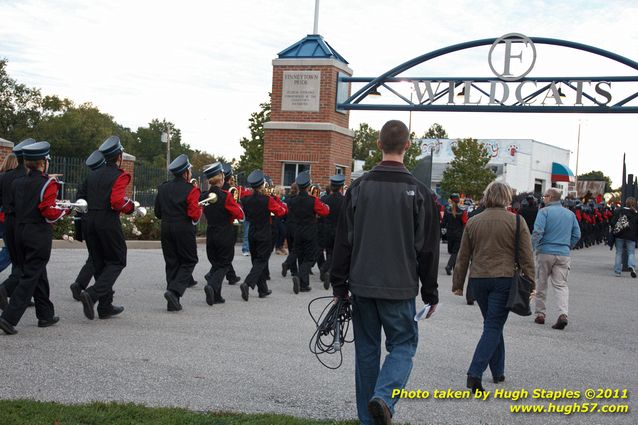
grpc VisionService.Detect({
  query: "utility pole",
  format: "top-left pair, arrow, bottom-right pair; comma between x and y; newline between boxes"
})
162,124 -> 172,179
574,121 -> 581,197
313,0 -> 320,34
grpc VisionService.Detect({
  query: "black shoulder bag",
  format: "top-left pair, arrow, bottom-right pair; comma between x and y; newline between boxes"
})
506,214 -> 533,316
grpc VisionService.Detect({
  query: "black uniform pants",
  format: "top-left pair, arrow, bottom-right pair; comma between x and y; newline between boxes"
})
225,226 -> 239,282
319,232 -> 336,278
294,224 -> 318,289
161,221 -> 198,297
1,215 -> 22,296
205,226 -> 234,298
75,257 -> 94,290
245,230 -> 271,295
283,223 -> 298,276
1,223 -> 54,326
85,211 -> 127,313
447,237 -> 462,269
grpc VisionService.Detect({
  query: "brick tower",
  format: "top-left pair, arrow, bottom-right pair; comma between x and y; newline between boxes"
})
263,35 -> 353,188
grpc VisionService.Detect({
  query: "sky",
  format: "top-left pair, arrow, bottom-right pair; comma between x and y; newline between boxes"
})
0,0 -> 637,186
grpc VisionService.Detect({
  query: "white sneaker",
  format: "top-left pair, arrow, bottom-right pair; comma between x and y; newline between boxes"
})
631,267 -> 637,278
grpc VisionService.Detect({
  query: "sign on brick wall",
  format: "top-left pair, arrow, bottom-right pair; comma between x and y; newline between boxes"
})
282,71 -> 321,111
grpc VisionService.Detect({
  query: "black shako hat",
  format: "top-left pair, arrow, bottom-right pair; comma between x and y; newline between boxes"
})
330,174 -> 345,186
99,135 -> 124,158
13,138 -> 37,158
222,163 -> 233,179
169,154 -> 191,175
86,150 -> 106,171
247,169 -> 265,188
203,162 -> 223,179
296,171 -> 311,189
22,141 -> 51,160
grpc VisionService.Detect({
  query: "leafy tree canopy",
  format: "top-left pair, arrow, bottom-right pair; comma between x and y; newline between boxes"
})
440,138 -> 496,199
578,170 -> 613,192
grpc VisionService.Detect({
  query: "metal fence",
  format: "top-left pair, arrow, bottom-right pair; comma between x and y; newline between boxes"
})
49,156 -> 87,202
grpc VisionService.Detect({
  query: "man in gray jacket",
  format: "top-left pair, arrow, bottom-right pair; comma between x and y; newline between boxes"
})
331,120 -> 440,425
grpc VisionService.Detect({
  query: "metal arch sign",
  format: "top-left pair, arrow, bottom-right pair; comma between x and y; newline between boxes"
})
336,34 -> 638,113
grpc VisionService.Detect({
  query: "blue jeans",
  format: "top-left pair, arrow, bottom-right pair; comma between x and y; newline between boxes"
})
352,296 -> 418,425
467,277 -> 511,380
614,238 -> 636,274
242,221 -> 250,253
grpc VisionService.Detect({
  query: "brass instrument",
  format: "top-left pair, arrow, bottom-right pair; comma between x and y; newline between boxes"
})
198,192 -> 218,206
56,199 -> 88,214
133,201 -> 147,217
190,178 -> 199,188
229,186 -> 240,203
309,184 -> 321,198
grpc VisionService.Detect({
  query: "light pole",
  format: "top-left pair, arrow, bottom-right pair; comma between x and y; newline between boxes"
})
574,120 -> 581,197
161,125 -> 171,179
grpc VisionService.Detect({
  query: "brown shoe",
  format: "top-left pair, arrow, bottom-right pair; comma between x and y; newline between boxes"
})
552,314 -> 568,330
368,397 -> 392,425
534,314 -> 545,325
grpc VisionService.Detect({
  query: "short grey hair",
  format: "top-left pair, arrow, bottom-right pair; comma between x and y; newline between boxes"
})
483,181 -> 513,208
544,188 -> 562,202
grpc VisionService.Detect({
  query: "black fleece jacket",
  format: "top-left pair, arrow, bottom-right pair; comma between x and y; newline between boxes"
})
330,161 -> 440,305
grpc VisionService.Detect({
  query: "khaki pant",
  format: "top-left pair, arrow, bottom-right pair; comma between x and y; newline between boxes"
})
535,253 -> 570,317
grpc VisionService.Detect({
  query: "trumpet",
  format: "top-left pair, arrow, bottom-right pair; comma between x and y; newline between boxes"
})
309,184 -> 321,198
133,201 -> 147,217
56,199 -> 88,214
198,192 -> 218,206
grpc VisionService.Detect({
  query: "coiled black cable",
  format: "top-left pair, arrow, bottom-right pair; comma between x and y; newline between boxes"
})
308,296 -> 354,369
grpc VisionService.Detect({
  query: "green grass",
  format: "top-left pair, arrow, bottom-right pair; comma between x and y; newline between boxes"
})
0,400 -> 360,425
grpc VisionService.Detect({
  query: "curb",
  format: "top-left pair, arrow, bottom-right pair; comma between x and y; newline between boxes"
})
51,238 -> 209,250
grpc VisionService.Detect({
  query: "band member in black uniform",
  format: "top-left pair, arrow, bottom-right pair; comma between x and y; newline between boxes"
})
155,154 -> 202,312
0,142 -> 68,335
238,170 -> 287,301
442,193 -> 467,275
80,136 -> 135,320
221,163 -> 241,285
69,150 -> 105,301
0,138 -> 37,309
202,163 -> 244,305
285,172 -> 330,294
281,183 -> 300,278
319,174 -> 345,290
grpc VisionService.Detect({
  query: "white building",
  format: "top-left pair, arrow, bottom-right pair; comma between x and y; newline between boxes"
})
417,139 -> 573,197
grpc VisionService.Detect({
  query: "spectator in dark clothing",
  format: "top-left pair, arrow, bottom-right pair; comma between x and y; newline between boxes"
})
610,197 -> 638,277
518,195 -> 539,235
442,194 -> 467,275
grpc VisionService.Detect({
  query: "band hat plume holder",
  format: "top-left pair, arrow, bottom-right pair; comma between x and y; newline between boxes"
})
247,169 -> 265,188
13,138 -> 37,157
203,162 -> 223,179
296,171 -> 311,189
22,141 -> 51,160
99,135 -> 124,158
85,150 -> 106,170
169,154 -> 192,175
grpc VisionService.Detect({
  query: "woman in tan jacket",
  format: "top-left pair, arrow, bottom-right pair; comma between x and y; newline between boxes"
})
452,181 -> 535,393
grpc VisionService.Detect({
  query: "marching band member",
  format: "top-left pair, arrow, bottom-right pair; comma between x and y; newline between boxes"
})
155,154 -> 202,312
318,174 -> 345,289
202,163 -> 244,305
221,163 -> 242,285
69,150 -> 105,301
0,142 -> 68,334
285,172 -> 329,294
80,136 -> 134,320
239,170 -> 287,301
0,138 -> 37,309
443,193 -> 468,275
280,183 -> 299,278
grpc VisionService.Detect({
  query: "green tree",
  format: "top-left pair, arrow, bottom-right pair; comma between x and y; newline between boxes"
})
440,138 -> 496,199
237,94 -> 271,175
578,170 -> 613,192
132,119 -> 194,167
423,123 -> 448,139
363,129 -> 423,171
0,58 -> 70,142
33,103 -> 136,158
352,123 -> 379,162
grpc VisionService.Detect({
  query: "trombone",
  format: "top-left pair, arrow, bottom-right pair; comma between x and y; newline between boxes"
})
198,192 -> 218,206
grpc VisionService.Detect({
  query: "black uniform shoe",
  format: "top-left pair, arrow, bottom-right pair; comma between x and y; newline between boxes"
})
70,282 -> 82,301
265,275 -> 271,281
98,305 -> 124,319
258,290 -> 272,298
0,285 -> 8,310
367,397 -> 392,425
281,262 -> 289,277
322,273 -> 330,290
0,317 -> 17,335
213,296 -> 226,304
445,265 -> 452,275
292,276 -> 300,294
80,291 -> 95,320
188,279 -> 198,288
240,283 -> 249,301
164,291 -> 182,312
300,286 -> 312,292
227,276 -> 241,285
37,316 -> 59,327
204,285 -> 215,306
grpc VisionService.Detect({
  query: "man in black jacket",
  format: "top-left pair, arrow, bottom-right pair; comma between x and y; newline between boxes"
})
331,120 -> 440,425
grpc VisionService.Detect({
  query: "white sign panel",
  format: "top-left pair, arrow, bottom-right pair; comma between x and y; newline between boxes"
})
282,71 -> 321,111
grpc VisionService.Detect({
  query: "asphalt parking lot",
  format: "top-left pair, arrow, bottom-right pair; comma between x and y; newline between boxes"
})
0,243 -> 636,424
